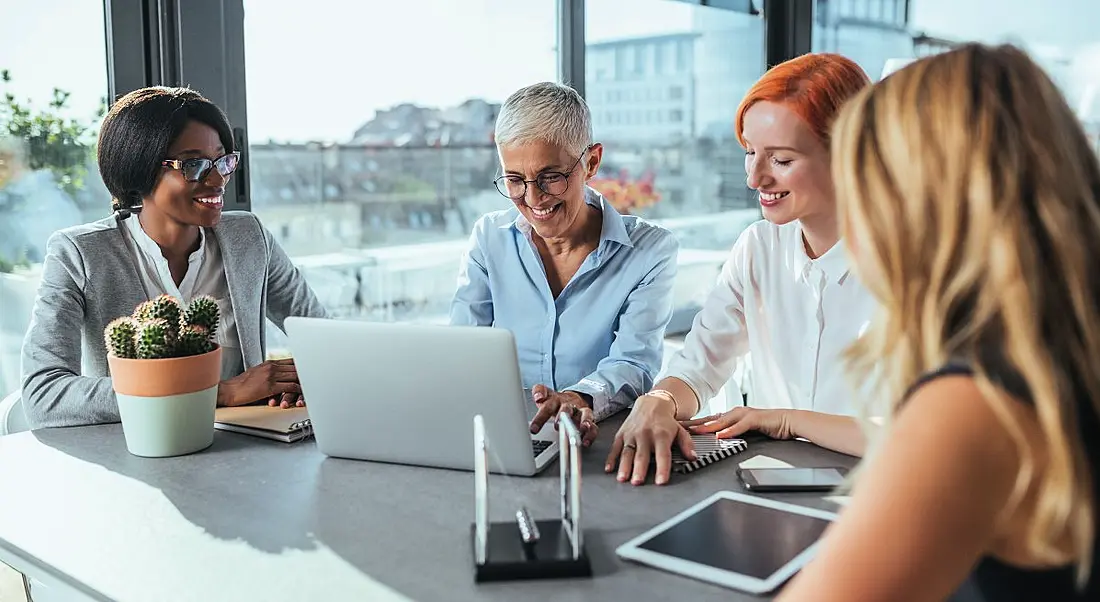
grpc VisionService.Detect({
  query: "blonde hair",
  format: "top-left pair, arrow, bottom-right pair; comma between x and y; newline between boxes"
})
832,43 -> 1100,582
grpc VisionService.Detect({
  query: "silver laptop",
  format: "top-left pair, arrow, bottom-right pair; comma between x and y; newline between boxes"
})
284,317 -> 559,476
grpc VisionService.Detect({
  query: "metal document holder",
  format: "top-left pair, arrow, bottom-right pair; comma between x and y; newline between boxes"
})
471,413 -> 592,582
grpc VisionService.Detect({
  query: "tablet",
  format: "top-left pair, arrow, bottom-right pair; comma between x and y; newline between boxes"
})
615,491 -> 837,594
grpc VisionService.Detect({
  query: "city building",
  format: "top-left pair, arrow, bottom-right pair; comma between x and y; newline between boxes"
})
586,33 -> 698,143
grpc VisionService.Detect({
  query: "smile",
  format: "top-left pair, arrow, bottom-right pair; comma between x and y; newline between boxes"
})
194,195 -> 224,208
758,191 -> 790,208
529,203 -> 561,220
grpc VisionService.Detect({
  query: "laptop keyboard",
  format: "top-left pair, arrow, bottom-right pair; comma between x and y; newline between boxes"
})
532,440 -> 552,457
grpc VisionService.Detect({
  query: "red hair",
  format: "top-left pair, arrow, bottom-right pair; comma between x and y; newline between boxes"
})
735,53 -> 870,148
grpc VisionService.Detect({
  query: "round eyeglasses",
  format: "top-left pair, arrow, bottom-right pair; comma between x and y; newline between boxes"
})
493,146 -> 591,201
161,151 -> 241,182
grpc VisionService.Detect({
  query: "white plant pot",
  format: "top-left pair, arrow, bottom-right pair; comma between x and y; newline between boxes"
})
116,385 -> 218,457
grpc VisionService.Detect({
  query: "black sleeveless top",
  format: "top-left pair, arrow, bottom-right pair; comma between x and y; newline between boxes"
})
907,364 -> 1100,602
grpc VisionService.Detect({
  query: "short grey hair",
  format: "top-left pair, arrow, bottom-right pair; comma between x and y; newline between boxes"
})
495,82 -> 592,153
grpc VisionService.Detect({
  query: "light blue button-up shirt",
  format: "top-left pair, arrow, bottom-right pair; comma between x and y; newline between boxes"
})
449,188 -> 679,420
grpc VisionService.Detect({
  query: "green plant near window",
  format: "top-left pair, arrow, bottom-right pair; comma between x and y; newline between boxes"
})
0,252 -> 29,274
105,295 -> 220,360
0,70 -> 107,269
391,174 -> 436,196
0,69 -> 106,197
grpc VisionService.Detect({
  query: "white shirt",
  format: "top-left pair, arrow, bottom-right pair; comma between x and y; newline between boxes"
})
120,216 -> 244,380
662,220 -> 876,416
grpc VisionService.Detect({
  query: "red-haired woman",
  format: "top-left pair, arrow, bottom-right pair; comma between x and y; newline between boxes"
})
606,54 -> 876,485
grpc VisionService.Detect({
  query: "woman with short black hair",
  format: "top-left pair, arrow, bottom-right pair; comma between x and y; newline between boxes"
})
97,86 -> 238,220
20,86 -> 328,429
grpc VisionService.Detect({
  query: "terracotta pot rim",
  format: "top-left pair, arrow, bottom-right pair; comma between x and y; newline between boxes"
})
108,346 -> 222,397
107,345 -> 222,364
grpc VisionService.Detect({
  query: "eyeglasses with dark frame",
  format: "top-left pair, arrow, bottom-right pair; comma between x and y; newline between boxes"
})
161,151 -> 241,183
493,145 -> 593,201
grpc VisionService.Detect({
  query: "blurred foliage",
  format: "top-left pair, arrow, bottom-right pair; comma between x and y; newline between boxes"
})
0,253 -> 30,274
391,174 -> 436,196
0,69 -> 106,196
590,168 -> 662,214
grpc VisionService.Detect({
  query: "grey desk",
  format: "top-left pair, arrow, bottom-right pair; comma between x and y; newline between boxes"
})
0,416 -> 856,602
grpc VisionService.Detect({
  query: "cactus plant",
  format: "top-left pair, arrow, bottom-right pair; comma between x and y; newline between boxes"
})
176,324 -> 215,356
182,295 -> 220,338
135,318 -> 174,359
104,317 -> 139,359
104,295 -> 219,360
106,298 -> 223,459
148,294 -> 183,339
134,299 -> 157,323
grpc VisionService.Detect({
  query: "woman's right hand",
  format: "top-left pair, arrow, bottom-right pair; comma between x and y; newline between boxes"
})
217,358 -> 303,408
605,393 -> 697,486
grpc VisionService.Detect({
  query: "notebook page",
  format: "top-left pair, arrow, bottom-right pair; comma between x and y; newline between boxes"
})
214,406 -> 310,434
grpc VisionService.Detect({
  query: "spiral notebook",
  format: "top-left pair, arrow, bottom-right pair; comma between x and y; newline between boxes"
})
670,435 -> 748,474
214,406 -> 314,443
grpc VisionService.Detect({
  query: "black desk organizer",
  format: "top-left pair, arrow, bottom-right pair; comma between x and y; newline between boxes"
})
470,413 -> 592,582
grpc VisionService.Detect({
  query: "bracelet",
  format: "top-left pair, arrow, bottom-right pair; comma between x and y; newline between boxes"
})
647,389 -> 680,418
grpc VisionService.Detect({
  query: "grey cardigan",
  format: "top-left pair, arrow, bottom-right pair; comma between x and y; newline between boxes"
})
20,211 -> 328,429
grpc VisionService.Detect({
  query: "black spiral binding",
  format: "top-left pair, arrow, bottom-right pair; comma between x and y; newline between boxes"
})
288,418 -> 314,440
671,436 -> 748,474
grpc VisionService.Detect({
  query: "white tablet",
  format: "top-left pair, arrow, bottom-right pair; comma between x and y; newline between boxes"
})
615,491 -> 838,594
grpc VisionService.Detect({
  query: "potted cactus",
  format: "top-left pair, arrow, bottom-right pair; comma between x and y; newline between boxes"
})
105,294 -> 223,457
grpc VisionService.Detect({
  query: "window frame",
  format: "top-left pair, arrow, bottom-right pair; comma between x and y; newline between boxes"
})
104,0 -> 251,211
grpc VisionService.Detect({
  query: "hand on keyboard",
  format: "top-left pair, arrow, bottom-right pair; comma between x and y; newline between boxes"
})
529,385 -> 599,447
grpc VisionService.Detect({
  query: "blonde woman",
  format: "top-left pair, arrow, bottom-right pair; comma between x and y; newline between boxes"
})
778,45 -> 1100,600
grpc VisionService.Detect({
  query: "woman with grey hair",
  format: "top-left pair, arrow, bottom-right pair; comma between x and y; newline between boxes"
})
450,82 -> 679,446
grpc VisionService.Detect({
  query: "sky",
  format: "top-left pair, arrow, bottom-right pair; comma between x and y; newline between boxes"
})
1,0 -> 1097,143
239,0 -> 699,141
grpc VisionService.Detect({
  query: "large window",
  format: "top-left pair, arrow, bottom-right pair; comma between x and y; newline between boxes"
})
0,0 -> 767,397
243,0 -> 559,348
812,0 -> 1100,153
0,1 -> 111,397
245,0 -> 766,353
585,0 -> 764,332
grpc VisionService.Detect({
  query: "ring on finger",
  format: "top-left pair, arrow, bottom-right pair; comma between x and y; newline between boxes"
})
624,442 -> 638,451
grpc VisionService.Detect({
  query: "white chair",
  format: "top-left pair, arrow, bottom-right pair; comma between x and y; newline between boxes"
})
0,388 -> 38,601
0,389 -> 28,436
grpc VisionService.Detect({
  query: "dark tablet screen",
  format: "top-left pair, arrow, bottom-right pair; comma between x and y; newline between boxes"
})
637,497 -> 832,579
